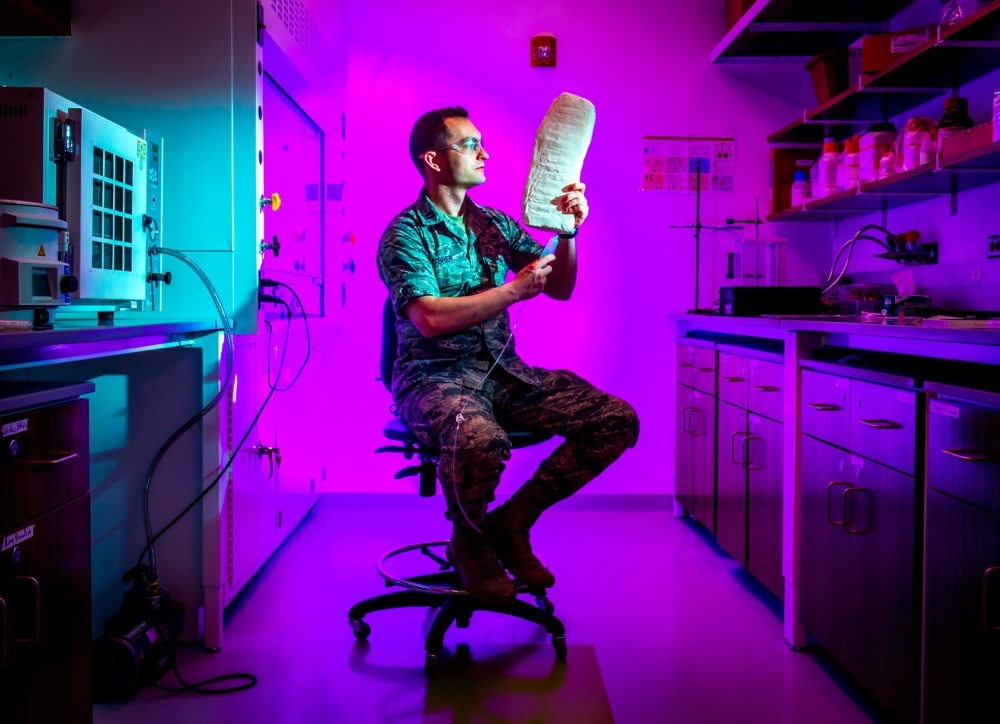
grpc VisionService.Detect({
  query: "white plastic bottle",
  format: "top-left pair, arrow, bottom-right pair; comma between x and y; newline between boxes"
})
845,136 -> 860,189
791,171 -> 809,206
859,122 -> 896,182
818,140 -> 840,196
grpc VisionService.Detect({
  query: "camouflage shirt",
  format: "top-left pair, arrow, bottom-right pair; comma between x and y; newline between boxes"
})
377,190 -> 546,401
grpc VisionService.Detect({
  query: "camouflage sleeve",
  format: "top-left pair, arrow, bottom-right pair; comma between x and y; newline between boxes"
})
377,217 -> 439,315
492,211 -> 545,273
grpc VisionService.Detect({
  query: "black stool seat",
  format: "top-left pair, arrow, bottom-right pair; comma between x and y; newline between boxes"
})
383,416 -> 553,447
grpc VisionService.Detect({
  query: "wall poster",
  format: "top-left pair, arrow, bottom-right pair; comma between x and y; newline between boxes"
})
642,136 -> 735,193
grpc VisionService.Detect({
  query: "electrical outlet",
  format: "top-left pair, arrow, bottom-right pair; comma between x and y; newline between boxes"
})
989,234 -> 1000,259
971,268 -> 984,283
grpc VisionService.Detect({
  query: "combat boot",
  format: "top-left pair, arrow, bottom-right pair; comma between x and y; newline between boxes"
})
446,525 -> 517,606
487,502 -> 556,589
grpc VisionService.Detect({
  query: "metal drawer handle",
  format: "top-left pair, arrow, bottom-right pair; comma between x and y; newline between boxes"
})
17,452 -> 79,466
753,385 -> 780,392
677,362 -> 694,368
942,449 -> 997,463
731,432 -> 749,465
682,406 -> 695,433
984,567 -> 1000,631
807,402 -> 839,412
694,367 -> 714,373
843,488 -> 868,534
742,435 -> 759,471
688,408 -> 704,437
0,596 -> 6,668
723,376 -> 745,383
858,418 -> 902,430
827,482 -> 850,526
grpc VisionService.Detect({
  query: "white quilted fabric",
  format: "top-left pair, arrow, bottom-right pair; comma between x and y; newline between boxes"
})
521,93 -> 596,232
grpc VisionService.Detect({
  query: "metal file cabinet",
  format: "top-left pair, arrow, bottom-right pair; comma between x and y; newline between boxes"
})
799,364 -> 921,723
923,383 -> 1000,724
675,341 -> 717,532
0,382 -> 94,723
716,349 -> 784,599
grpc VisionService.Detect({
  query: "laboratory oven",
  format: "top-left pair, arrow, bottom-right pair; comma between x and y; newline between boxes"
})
0,87 -> 162,311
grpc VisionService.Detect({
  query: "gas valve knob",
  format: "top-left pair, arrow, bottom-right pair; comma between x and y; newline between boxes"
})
147,271 -> 172,285
259,192 -> 281,212
260,235 -> 281,258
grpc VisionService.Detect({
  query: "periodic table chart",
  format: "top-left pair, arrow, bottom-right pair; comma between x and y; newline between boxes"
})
642,136 -> 735,193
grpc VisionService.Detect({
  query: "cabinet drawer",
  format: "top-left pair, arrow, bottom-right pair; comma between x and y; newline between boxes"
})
692,346 -> 717,396
676,344 -> 696,388
801,370 -> 850,449
0,400 -> 89,531
927,398 -> 1000,516
718,353 -> 748,408
749,359 -> 784,422
850,381 -> 918,476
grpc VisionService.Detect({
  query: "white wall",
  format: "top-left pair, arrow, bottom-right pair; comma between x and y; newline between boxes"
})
334,0 -> 829,495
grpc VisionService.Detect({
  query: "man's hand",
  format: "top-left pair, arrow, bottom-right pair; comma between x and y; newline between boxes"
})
554,182 -> 588,228
510,256 -> 555,301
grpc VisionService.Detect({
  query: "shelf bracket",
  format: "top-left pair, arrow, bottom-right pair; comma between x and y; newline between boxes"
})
948,173 -> 958,217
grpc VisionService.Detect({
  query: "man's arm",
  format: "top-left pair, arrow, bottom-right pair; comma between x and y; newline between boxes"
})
406,257 -> 553,337
542,182 -> 588,301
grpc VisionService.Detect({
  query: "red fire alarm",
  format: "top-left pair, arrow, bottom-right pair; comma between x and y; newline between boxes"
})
531,35 -> 556,67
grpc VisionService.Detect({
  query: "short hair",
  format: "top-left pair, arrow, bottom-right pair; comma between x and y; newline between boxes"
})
409,106 -> 469,173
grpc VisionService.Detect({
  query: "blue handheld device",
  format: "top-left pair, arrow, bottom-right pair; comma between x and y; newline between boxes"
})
541,237 -> 559,257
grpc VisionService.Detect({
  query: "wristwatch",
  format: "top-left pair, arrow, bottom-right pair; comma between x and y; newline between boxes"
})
557,227 -> 579,239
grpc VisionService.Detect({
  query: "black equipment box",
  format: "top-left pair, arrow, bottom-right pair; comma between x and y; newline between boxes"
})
720,286 -> 822,316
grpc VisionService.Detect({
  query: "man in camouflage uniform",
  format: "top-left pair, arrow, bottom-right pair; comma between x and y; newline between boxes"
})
377,106 -> 639,605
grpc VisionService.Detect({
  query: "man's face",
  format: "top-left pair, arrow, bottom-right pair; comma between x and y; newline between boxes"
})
431,117 -> 489,189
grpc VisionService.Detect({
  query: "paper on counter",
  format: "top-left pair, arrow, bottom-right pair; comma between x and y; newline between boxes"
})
522,93 -> 595,232
891,269 -> 916,296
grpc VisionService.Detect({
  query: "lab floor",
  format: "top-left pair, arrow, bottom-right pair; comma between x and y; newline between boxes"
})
95,494 -> 887,723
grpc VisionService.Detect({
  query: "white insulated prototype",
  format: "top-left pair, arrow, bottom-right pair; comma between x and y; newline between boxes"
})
521,93 -> 595,233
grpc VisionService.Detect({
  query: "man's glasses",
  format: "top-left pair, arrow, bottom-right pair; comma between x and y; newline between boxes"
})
428,137 -> 484,156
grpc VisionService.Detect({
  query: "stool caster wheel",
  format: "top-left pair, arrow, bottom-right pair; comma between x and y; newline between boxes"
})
552,635 -> 567,659
349,618 -> 371,640
535,596 -> 555,614
424,652 -> 438,678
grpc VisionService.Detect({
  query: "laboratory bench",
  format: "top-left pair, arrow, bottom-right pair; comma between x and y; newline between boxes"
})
670,312 -> 1000,723
0,317 -> 228,646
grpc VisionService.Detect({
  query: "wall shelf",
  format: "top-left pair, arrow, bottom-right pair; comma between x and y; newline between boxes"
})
711,0 -> 913,62
767,1 -> 1000,144
766,141 -> 1000,221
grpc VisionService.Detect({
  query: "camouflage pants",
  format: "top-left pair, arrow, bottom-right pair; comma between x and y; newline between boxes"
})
396,367 -> 640,527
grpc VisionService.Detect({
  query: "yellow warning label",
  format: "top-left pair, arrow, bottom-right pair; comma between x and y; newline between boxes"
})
38,246 -> 46,257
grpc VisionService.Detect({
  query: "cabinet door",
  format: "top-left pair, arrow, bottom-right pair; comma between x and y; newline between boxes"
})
0,494 -> 91,723
924,490 -> 1000,723
845,456 -> 917,723
690,391 -> 716,533
800,435 -> 850,666
716,402 -> 747,564
674,383 -> 695,514
747,415 -> 783,599
229,338 -> 260,593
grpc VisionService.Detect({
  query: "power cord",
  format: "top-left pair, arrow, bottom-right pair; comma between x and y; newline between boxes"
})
128,274 -> 309,697
139,246 -> 235,581
449,299 -> 527,534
